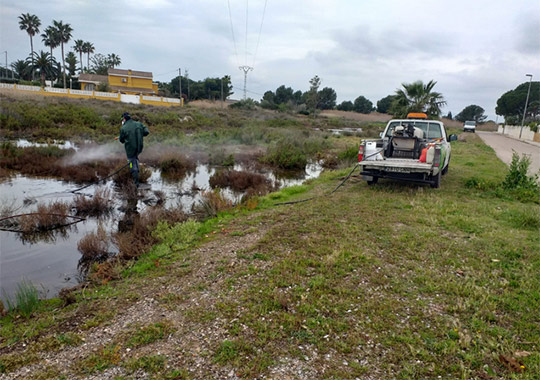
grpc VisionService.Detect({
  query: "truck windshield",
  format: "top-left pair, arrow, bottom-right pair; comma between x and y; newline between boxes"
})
385,121 -> 443,139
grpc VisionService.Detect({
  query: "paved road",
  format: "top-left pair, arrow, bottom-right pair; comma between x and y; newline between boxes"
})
477,132 -> 540,176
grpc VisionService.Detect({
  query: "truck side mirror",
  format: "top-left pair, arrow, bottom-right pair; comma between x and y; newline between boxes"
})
449,134 -> 458,142
379,132 -> 384,138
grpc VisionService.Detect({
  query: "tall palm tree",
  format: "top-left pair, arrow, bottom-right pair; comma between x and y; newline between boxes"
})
52,20 -> 73,88
27,51 -> 58,87
18,13 -> 41,80
82,41 -> 95,72
107,53 -> 121,68
41,26 -> 60,64
73,39 -> 85,73
391,80 -> 447,118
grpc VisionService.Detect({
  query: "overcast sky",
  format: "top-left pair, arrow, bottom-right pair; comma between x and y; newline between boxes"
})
1,0 -> 539,120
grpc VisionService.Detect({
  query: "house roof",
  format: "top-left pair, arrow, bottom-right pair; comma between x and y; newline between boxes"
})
79,73 -> 108,83
108,68 -> 153,79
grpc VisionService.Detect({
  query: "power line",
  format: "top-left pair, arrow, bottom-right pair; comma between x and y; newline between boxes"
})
245,0 -> 249,66
227,0 -> 239,67
252,0 -> 268,67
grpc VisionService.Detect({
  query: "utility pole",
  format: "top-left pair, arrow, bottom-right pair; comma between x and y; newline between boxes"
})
239,65 -> 253,100
178,68 -> 183,106
2,51 -> 6,79
185,68 -> 189,101
221,77 -> 224,108
519,74 -> 533,139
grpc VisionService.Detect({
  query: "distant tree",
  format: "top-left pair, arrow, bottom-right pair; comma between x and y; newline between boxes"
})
73,39 -> 85,73
107,53 -> 121,68
65,52 -> 78,76
18,13 -> 41,80
293,90 -> 303,105
376,95 -> 396,113
496,81 -> 540,123
275,85 -> 295,104
318,87 -> 337,110
353,96 -> 373,114
52,20 -> 73,88
390,80 -> 446,118
337,100 -> 354,111
82,41 -> 95,71
27,51 -> 58,87
455,105 -> 487,123
446,111 -> 453,120
11,60 -> 31,80
306,75 -> 321,114
90,53 -> 109,75
261,90 -> 277,109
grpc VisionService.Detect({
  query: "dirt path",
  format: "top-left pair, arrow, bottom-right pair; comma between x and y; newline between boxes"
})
477,131 -> 540,176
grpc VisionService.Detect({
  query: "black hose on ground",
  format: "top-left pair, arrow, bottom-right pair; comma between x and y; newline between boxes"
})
273,148 -> 384,206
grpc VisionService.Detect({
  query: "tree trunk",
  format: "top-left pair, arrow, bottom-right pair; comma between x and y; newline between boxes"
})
30,35 -> 34,81
61,43 -> 66,89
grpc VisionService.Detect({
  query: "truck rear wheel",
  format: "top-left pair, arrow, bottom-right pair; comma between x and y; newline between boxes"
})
367,177 -> 379,185
430,171 -> 441,188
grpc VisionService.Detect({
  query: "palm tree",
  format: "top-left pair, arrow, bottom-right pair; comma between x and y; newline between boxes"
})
18,13 -> 41,80
41,26 -> 60,64
52,20 -> 73,88
11,60 -> 31,80
391,80 -> 447,118
73,39 -> 85,73
107,53 -> 121,68
82,41 -> 95,72
27,51 -> 58,87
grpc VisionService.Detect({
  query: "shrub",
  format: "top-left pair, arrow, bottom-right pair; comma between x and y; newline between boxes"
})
229,98 -> 258,110
263,140 -> 307,170
18,201 -> 70,233
502,152 -> 539,191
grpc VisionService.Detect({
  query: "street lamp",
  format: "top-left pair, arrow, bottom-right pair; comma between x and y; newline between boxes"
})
519,74 -> 533,139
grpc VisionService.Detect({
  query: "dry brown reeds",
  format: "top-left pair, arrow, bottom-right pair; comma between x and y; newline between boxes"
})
158,153 -> 196,179
209,169 -> 274,192
77,226 -> 111,273
114,206 -> 186,260
18,201 -> 71,233
73,187 -> 113,216
191,190 -> 234,220
113,163 -> 151,187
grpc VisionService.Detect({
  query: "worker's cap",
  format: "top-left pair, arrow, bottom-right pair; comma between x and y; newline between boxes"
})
121,112 -> 131,120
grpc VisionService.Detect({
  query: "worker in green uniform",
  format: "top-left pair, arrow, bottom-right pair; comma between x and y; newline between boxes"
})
119,112 -> 149,187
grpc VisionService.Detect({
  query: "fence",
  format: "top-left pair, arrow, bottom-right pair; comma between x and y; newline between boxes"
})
498,125 -> 540,143
0,83 -> 183,107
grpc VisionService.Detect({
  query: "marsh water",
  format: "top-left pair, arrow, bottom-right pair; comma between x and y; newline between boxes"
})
0,151 -> 322,303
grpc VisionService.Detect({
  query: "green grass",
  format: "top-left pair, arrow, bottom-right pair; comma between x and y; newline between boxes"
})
0,132 -> 538,379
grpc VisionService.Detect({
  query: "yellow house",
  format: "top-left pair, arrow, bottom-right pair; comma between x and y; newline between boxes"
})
79,68 -> 158,95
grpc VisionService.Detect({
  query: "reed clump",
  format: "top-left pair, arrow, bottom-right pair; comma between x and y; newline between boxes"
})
18,201 -> 71,233
73,187 -> 113,216
191,190 -> 234,220
158,153 -> 196,178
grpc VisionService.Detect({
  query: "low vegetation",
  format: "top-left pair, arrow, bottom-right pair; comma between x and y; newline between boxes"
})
0,95 -> 538,379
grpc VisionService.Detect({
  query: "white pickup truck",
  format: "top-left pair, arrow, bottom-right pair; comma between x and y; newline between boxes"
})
358,113 -> 457,188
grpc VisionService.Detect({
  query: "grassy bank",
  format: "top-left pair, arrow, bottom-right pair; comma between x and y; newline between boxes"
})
0,109 -> 538,378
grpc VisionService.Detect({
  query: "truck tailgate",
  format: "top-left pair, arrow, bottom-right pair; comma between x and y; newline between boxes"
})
359,158 -> 433,173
